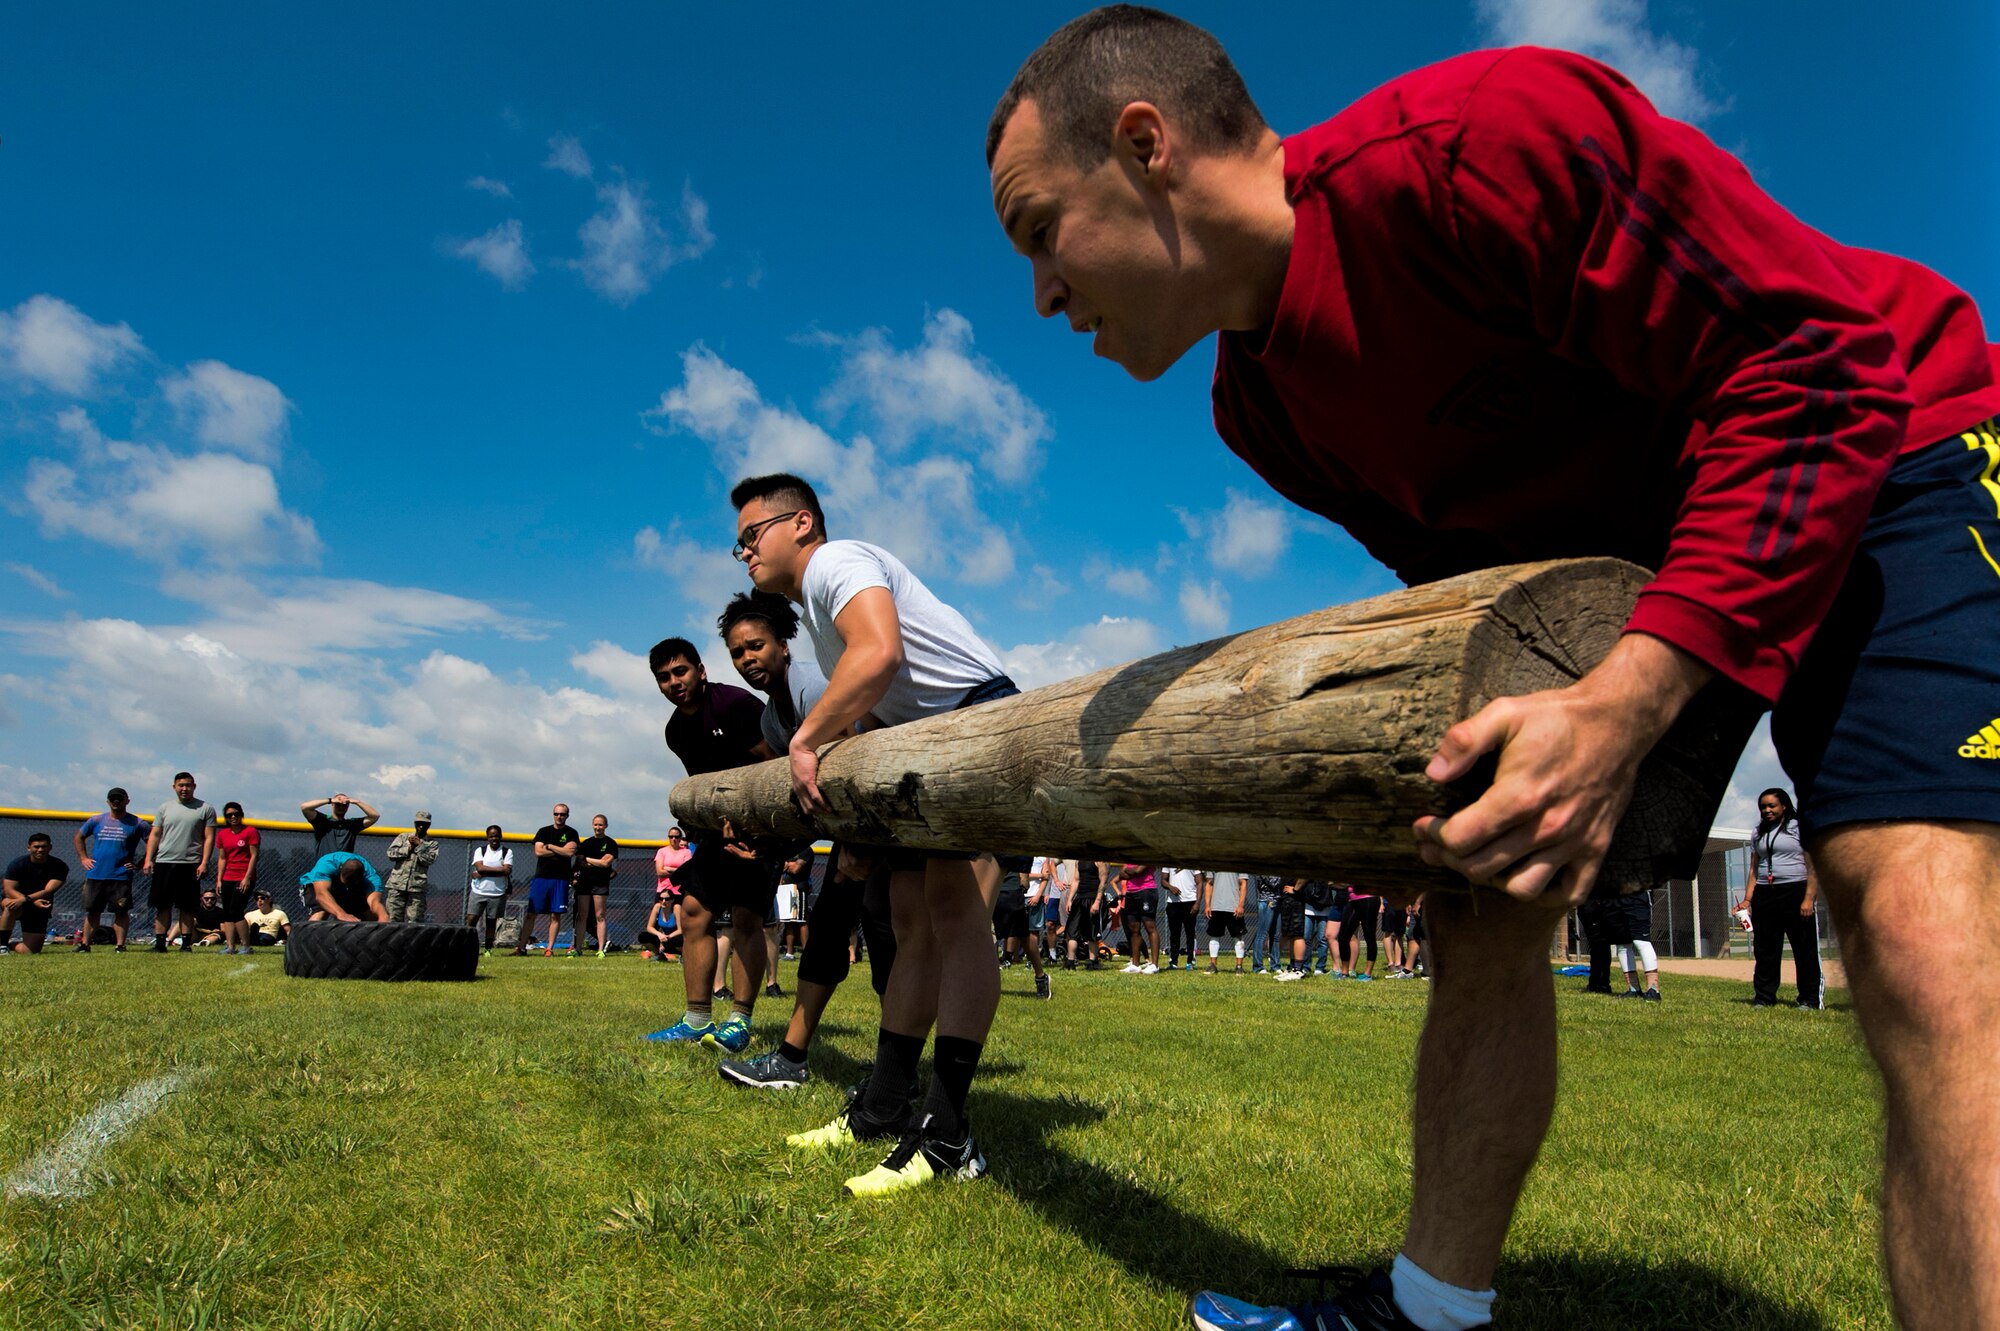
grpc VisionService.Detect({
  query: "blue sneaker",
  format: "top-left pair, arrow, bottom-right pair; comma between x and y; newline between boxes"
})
1188,1267 -> 1473,1331
644,1016 -> 714,1043
1354,972 -> 1374,982
701,1015 -> 752,1053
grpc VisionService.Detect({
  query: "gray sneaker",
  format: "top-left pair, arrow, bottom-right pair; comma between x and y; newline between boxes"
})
718,1047 -> 810,1091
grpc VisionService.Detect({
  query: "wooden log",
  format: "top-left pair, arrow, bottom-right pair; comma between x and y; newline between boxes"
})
669,559 -> 1761,894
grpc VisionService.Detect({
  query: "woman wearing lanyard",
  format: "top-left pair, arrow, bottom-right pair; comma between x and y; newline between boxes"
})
1742,787 -> 1824,1009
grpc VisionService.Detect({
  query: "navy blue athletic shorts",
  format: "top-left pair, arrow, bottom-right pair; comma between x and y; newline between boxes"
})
1774,423 -> 2000,834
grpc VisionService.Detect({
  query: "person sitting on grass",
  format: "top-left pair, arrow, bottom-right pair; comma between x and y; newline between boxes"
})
1,833 -> 70,955
300,853 -> 389,923
244,889 -> 290,947
188,888 -> 227,946
639,888 -> 681,962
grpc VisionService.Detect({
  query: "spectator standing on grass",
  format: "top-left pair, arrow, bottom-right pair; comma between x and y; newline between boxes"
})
244,889 -> 290,947
1,833 -> 69,954
1607,889 -> 1663,1003
1163,866 -> 1202,970
1062,858 -> 1103,970
74,787 -> 142,953
1744,787 -> 1824,1010
382,812 -> 440,925
1250,874 -> 1284,974
1381,901 -> 1411,978
143,772 -> 215,954
1275,877 -> 1311,981
465,825 -> 513,954
515,804 -> 579,957
573,814 -> 619,959
212,802 -> 261,955
993,854 -> 1053,999
302,852 -> 387,922
1202,869 -> 1248,974
300,793 -> 379,856
1120,864 -> 1161,973
1337,883 -> 1381,981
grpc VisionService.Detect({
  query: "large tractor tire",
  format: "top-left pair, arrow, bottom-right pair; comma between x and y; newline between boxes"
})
283,920 -> 478,982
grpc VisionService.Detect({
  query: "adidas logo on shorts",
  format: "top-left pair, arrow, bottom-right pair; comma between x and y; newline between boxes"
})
1960,719 -> 2000,760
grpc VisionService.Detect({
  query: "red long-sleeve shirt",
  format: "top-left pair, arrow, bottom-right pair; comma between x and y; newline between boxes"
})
1213,47 -> 2000,703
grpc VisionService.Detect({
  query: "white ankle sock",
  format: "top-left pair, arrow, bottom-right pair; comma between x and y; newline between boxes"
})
1390,1253 -> 1495,1331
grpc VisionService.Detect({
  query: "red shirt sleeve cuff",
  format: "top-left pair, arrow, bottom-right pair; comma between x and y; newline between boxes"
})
1624,589 -> 1791,704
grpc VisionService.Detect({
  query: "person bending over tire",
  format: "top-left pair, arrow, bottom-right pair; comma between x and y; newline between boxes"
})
300,852 -> 389,923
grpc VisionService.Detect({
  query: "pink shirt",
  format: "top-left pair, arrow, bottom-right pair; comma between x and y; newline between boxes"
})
1121,866 -> 1156,894
654,844 -> 692,888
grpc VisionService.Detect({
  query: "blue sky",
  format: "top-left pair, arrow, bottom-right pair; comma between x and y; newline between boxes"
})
3,0 -> 1994,837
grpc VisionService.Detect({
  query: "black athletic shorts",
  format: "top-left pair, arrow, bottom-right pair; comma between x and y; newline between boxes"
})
83,879 -> 132,914
678,842 -> 778,921
150,862 -> 200,913
1382,907 -> 1408,938
1205,910 -> 1246,939
993,905 -> 1031,942
1279,895 -> 1307,937
1598,891 -> 1653,947
11,900 -> 52,934
1774,424 -> 2000,833
218,882 -> 250,923
1122,887 -> 1158,921
883,676 -> 1020,871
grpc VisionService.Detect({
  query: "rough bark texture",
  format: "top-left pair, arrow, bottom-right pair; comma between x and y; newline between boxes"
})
670,559 -> 1760,894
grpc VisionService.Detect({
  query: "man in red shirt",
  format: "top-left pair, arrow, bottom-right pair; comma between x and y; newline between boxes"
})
988,8 -> 1999,1330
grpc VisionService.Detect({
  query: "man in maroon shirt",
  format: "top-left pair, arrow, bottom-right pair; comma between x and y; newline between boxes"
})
989,8 -> 1999,1330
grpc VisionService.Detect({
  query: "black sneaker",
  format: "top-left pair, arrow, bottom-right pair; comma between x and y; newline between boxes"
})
151,937 -> 169,953
1189,1266 -> 1481,1331
178,937 -> 193,952
764,982 -> 783,999
719,1047 -> 810,1091
75,942 -> 91,954
1642,988 -> 1662,1003
1035,972 -> 1053,1000
1084,958 -> 1104,971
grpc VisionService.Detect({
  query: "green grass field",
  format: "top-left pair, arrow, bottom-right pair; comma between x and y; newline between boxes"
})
0,951 -> 1887,1330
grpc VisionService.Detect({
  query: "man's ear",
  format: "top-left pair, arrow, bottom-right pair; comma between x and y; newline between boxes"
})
1113,101 -> 1171,186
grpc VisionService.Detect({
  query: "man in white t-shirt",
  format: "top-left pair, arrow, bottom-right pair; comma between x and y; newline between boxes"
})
731,471 -> 1015,1199
463,824 -> 514,953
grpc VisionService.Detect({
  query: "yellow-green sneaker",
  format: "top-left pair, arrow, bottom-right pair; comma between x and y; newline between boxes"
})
842,1117 -> 986,1199
785,1091 -> 904,1151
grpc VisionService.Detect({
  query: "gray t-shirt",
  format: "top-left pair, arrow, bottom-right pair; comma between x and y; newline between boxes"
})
798,541 -> 1005,727
1208,871 -> 1245,913
152,799 -> 217,864
760,656 -> 832,754
1754,822 -> 1809,884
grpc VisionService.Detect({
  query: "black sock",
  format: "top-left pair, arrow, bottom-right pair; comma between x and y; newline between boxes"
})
860,1029 -> 924,1124
778,1040 -> 807,1064
920,1035 -> 983,1139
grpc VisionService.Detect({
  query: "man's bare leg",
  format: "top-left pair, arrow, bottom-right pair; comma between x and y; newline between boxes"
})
1401,888 -> 1566,1290
677,897 -> 717,1011
728,911 -> 768,1012
1815,820 -> 2000,1330
931,859 -> 1001,1041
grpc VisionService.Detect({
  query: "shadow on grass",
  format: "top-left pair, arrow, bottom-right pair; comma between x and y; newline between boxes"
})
977,1087 -> 1840,1329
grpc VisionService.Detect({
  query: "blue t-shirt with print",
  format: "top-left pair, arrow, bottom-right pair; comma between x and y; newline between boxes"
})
79,811 -> 145,881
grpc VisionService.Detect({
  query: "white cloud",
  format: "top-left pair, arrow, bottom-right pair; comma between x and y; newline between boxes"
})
1083,555 -> 1154,600
160,577 -> 529,668
1207,489 -> 1291,576
0,295 -> 144,395
634,525 -> 757,637
1716,715 -> 1786,831
1475,0 -> 1720,123
1179,578 -> 1231,636
645,334 -> 1034,585
466,175 -> 513,198
5,562 -> 68,599
371,763 -> 436,790
451,219 -> 536,291
162,359 -> 292,460
543,134 -> 593,180
816,309 -> 1049,484
26,409 -> 319,567
997,615 -> 1166,692
574,179 -> 713,304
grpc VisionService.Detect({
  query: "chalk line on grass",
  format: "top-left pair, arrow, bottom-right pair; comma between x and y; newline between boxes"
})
5,1072 -> 198,1201
227,962 -> 257,977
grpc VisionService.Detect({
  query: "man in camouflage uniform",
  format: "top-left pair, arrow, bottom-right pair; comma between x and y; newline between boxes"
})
382,811 -> 441,923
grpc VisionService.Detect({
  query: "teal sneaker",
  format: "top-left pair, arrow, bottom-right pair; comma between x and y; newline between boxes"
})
643,1016 -> 714,1043
702,1015 -> 752,1053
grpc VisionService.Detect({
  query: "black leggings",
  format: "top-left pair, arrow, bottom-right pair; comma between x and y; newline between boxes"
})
1750,881 -> 1822,1006
1337,899 -> 1378,965
1165,901 -> 1197,961
796,857 -> 896,998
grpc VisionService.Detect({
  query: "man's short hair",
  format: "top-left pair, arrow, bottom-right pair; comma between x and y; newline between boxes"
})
107,787 -> 128,802
717,590 -> 800,643
27,832 -> 51,847
223,801 -> 244,816
986,5 -> 1267,169
337,859 -> 366,882
172,770 -> 194,784
648,636 -> 702,673
255,889 -> 272,900
729,473 -> 828,542
486,824 -> 503,837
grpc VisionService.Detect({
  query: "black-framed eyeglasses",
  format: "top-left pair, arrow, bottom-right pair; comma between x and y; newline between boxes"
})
732,510 -> 804,561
